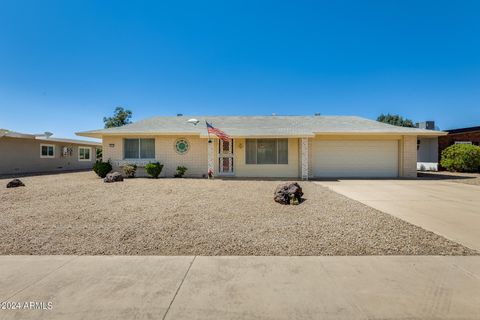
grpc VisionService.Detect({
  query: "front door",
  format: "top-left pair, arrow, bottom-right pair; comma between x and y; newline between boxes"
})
218,139 -> 234,175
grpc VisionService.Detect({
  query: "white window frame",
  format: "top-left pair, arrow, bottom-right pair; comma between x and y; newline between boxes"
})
40,144 -> 55,158
245,138 -> 289,165
123,138 -> 156,160
78,146 -> 92,161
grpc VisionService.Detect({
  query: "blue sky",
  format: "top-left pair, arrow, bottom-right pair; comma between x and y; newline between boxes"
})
0,0 -> 479,139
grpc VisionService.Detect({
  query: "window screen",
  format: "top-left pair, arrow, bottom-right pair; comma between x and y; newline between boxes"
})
245,139 -> 288,164
124,139 -> 140,158
140,139 -> 155,158
124,139 -> 155,159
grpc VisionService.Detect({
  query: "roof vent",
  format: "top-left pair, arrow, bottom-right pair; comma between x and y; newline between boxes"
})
177,113 -> 183,117
34,132 -> 53,138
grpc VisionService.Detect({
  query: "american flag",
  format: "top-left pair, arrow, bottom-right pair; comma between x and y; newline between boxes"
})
206,121 -> 231,141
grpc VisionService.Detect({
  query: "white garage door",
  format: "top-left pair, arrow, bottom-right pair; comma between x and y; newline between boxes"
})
313,140 -> 399,178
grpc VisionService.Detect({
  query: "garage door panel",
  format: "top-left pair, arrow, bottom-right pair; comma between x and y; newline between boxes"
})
313,140 -> 398,178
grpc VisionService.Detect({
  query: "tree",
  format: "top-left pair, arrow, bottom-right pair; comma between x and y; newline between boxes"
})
377,113 -> 415,128
103,107 -> 132,128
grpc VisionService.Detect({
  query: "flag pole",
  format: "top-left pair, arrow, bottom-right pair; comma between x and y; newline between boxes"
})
206,120 -> 212,143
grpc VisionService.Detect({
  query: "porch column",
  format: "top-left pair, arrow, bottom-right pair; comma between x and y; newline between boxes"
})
207,140 -> 214,175
301,138 -> 309,180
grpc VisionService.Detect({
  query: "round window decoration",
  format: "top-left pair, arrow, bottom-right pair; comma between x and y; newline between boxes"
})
175,138 -> 189,154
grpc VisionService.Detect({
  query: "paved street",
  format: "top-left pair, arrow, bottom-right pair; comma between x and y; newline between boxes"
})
316,179 -> 480,251
1,256 -> 480,319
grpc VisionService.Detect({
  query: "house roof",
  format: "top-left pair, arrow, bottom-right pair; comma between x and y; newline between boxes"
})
0,129 -> 101,146
445,126 -> 480,135
35,137 -> 101,146
76,115 -> 446,139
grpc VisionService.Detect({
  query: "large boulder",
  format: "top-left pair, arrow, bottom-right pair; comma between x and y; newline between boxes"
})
6,179 -> 25,188
274,182 -> 303,205
104,172 -> 124,183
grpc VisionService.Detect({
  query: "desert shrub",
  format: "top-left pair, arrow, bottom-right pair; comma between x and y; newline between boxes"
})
145,162 -> 163,178
123,164 -> 137,178
440,144 -> 480,172
93,161 -> 112,178
174,166 -> 188,178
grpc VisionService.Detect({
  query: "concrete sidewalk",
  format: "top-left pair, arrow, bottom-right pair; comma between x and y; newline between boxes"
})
1,256 -> 480,319
316,180 -> 480,251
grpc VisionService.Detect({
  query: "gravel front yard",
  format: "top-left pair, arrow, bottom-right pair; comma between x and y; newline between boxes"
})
0,172 -> 476,255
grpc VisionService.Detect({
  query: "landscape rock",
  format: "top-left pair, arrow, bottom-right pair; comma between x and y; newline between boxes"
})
274,182 -> 303,205
104,172 -> 124,183
6,179 -> 25,188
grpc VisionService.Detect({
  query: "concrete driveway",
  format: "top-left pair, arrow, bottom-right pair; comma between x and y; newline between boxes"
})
316,179 -> 480,251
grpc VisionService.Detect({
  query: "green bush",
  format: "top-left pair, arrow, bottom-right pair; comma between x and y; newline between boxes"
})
174,166 -> 188,178
123,164 -> 137,178
440,144 -> 480,172
145,162 -> 163,178
93,161 -> 112,178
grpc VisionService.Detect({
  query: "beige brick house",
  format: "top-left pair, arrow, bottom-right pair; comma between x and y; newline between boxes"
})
76,115 -> 445,179
0,129 -> 101,175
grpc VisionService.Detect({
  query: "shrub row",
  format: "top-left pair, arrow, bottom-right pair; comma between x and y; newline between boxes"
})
93,161 -> 181,178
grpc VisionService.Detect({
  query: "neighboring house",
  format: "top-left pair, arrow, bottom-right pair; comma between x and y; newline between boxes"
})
416,121 -> 439,171
0,129 -> 101,175
76,115 -> 444,179
438,125 -> 480,168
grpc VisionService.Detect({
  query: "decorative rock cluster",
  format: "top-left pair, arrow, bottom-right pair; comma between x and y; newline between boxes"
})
104,172 -> 124,183
274,182 -> 303,205
6,179 -> 25,188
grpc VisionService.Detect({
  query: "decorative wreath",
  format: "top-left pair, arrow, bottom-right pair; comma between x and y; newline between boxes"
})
175,138 -> 189,154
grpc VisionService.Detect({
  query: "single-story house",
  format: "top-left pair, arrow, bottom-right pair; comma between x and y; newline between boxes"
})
0,129 -> 101,175
76,115 -> 444,179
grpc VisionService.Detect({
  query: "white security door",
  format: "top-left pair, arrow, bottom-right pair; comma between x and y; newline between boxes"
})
218,139 -> 234,175
313,140 -> 399,178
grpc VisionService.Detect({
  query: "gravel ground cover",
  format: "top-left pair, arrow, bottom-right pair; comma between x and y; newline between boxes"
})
0,172 -> 477,255
418,171 -> 480,186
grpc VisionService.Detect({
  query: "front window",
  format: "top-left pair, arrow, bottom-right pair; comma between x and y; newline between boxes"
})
124,138 -> 155,159
78,147 -> 92,161
40,144 -> 55,158
246,139 -> 288,164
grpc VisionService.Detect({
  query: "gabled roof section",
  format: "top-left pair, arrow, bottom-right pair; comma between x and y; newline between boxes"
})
0,129 -> 101,146
76,115 -> 446,139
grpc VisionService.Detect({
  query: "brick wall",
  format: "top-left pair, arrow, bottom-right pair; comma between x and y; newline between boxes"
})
102,135 -> 207,177
438,131 -> 480,163
401,135 -> 417,178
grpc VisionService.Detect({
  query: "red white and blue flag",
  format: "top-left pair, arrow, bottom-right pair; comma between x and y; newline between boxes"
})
206,121 -> 231,141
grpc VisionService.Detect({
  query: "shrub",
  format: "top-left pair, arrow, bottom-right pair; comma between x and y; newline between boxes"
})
123,164 -> 137,178
440,144 -> 480,172
145,162 -> 163,178
174,166 -> 188,178
93,161 -> 112,178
